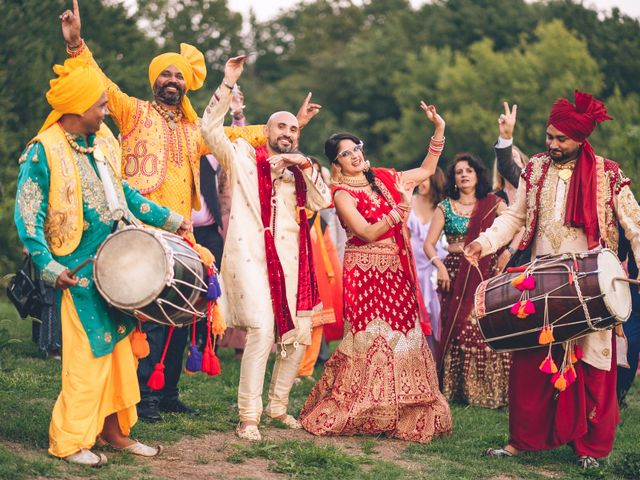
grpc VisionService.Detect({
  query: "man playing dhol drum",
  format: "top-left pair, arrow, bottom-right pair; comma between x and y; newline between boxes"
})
59,0 -> 266,422
14,57 -> 190,466
465,91 -> 640,468
201,55 -> 331,441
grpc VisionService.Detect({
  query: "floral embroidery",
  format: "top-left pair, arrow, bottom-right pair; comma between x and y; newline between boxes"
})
140,203 -> 151,214
104,332 -> 112,343
78,277 -> 90,288
536,167 -> 579,253
73,150 -> 112,225
343,243 -> 401,274
17,178 -> 43,237
41,260 -> 66,285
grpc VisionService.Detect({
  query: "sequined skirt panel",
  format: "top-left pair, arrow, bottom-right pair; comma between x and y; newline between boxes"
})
300,242 -> 452,443
440,252 -> 511,408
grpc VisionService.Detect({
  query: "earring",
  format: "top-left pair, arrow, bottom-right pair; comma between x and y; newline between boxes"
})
454,184 -> 458,192
364,160 -> 371,172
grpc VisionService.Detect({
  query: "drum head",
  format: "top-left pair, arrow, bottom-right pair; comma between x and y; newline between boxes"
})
598,249 -> 631,322
94,228 -> 171,309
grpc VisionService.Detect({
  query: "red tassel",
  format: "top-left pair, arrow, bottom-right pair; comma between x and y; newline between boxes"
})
574,344 -> 583,361
507,265 -> 528,273
147,363 -> 166,390
523,299 -> 536,315
146,326 -> 174,391
521,275 -> 536,290
539,355 -> 558,374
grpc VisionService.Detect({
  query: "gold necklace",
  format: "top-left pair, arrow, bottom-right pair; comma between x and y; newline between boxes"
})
338,174 -> 369,187
456,198 -> 476,206
64,131 -> 95,154
151,101 -> 183,130
553,160 -> 576,182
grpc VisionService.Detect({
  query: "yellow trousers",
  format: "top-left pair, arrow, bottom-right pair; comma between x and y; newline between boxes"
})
298,325 -> 323,377
49,290 -> 139,458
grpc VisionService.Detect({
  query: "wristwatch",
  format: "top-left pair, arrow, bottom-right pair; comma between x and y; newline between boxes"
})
507,246 -> 516,255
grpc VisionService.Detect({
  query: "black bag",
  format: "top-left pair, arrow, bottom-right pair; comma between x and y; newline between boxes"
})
6,255 -> 49,319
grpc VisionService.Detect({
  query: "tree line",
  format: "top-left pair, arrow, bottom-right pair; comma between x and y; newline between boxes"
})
1,0 -> 639,271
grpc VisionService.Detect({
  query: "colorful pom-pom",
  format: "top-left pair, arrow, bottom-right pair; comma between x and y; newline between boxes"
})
539,355 -> 558,374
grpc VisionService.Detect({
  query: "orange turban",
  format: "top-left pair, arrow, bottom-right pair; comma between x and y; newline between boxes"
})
40,57 -> 105,133
148,43 -> 206,122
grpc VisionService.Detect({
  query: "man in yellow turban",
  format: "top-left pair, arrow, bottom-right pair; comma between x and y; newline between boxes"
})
15,56 -> 191,465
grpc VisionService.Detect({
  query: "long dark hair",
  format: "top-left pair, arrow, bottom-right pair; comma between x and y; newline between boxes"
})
324,132 -> 381,195
425,167 -> 446,206
444,152 -> 492,200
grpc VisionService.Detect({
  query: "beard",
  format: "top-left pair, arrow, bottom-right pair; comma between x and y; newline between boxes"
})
153,82 -> 185,106
269,136 -> 295,154
548,148 -> 578,163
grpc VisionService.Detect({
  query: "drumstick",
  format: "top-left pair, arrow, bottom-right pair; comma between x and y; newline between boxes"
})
613,277 -> 640,286
69,258 -> 94,277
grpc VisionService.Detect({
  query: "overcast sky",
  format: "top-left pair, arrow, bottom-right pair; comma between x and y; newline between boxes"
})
227,0 -> 640,21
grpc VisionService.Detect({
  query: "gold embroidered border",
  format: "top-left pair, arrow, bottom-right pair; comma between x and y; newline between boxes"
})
343,242 -> 400,273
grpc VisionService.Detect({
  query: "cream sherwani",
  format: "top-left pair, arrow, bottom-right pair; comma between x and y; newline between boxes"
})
201,86 -> 331,422
475,156 -> 640,370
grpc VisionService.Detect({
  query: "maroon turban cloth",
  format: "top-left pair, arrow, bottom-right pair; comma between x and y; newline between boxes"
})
547,90 -> 612,249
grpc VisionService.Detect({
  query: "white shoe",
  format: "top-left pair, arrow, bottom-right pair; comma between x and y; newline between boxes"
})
121,441 -> 162,457
63,449 -> 107,467
236,423 -> 262,441
271,414 -> 302,429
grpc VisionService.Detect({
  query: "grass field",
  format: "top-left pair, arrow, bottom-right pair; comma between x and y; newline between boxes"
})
0,299 -> 638,480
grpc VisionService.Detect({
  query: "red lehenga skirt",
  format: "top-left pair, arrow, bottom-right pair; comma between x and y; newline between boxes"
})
300,242 -> 452,443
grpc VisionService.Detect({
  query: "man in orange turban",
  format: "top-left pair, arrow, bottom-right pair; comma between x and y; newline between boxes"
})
466,91 -> 640,468
16,56 -> 190,465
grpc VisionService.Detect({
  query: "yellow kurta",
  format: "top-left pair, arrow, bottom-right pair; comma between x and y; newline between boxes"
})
74,45 -> 265,221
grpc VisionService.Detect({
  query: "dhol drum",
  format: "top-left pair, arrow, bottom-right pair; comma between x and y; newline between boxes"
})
475,249 -> 631,352
93,227 -> 207,326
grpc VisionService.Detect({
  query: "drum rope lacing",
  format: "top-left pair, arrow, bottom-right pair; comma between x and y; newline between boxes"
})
477,253 -> 610,344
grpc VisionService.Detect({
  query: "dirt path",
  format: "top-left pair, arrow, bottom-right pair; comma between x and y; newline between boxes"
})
147,427 -> 423,479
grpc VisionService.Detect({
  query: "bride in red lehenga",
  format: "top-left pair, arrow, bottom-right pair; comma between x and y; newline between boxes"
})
300,103 -> 452,443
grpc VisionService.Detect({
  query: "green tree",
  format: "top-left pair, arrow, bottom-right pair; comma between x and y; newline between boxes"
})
382,21 -> 603,170
0,0 -> 158,273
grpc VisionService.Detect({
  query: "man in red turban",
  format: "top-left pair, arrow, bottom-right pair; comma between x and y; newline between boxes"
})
465,90 -> 640,468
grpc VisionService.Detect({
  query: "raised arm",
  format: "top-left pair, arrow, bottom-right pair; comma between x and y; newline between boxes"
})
201,56 -> 247,171
400,101 -> 445,186
495,102 -> 521,187
60,0 -> 136,130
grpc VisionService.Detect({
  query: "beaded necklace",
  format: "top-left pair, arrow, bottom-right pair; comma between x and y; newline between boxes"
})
337,174 -> 369,187
64,131 -> 95,155
151,101 -> 183,130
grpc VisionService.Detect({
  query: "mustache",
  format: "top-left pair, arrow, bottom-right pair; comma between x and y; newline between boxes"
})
159,82 -> 184,94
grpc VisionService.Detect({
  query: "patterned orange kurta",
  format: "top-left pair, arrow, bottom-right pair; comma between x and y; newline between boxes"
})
75,45 -> 265,221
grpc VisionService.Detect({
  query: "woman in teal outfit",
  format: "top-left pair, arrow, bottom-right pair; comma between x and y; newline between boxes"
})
425,153 -> 511,408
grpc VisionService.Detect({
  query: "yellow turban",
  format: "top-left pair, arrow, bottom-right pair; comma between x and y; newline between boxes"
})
148,43 -> 206,122
40,57 -> 105,133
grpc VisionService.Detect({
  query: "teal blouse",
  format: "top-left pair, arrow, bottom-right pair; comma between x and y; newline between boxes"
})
438,197 -> 470,237
14,134 -> 183,357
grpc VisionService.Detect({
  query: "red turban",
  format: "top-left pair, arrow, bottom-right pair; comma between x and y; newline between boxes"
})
546,90 -> 612,249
